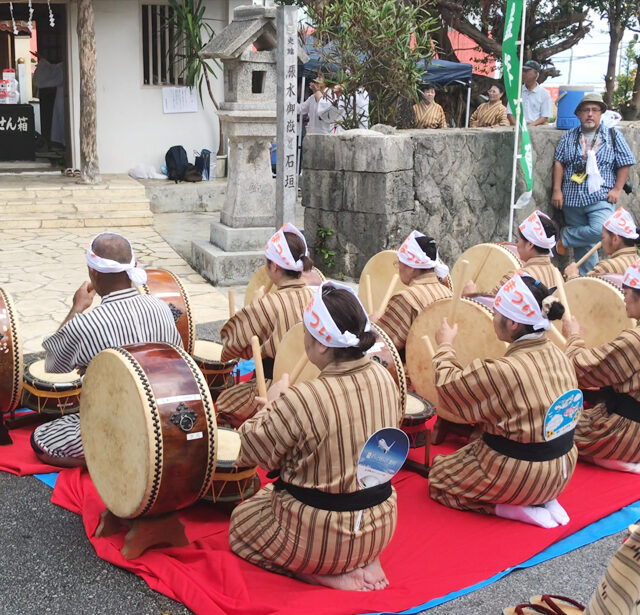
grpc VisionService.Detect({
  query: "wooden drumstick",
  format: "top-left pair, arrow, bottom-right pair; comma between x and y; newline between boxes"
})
423,335 -> 464,424
575,241 -> 602,268
362,274 -> 373,315
228,290 -> 235,318
472,245 -> 493,284
377,273 -> 399,316
551,268 -> 572,321
251,336 -> 268,399
449,259 -> 469,324
289,354 -> 309,385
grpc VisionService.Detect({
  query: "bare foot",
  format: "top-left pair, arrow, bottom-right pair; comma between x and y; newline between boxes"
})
296,558 -> 389,591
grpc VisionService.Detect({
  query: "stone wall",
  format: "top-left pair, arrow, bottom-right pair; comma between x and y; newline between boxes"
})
301,123 -> 640,278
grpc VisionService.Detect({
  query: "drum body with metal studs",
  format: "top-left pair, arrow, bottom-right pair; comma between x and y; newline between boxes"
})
451,243 -> 521,295
0,287 -> 23,416
80,342 -> 217,519
22,358 -> 82,416
401,392 -> 435,448
139,269 -> 196,355
191,340 -> 238,401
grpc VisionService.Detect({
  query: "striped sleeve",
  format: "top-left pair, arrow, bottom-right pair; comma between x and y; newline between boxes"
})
566,329 -> 640,389
43,321 -> 83,373
588,260 -> 615,276
377,293 -> 414,351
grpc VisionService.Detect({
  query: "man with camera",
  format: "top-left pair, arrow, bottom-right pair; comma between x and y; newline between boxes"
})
552,93 -> 635,275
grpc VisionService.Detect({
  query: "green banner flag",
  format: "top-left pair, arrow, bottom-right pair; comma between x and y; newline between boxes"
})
503,0 -> 533,208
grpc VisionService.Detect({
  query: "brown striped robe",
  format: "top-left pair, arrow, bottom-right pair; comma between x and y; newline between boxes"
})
585,524 -> 640,615
566,328 -> 640,463
217,279 -> 314,423
229,356 -> 402,576
377,271 -> 453,351
469,102 -> 509,128
493,255 -> 562,294
587,246 -> 638,277
413,101 -> 447,129
429,334 -> 579,514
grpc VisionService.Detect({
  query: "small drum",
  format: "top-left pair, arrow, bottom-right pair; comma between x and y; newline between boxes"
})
564,275 -> 635,348
401,392 -> 435,448
81,342 -> 217,518
406,297 -> 507,419
0,287 -> 23,416
191,340 -> 238,401
273,321 -> 408,419
139,269 -> 196,355
244,266 -> 326,306
206,427 -> 260,504
451,242 -> 521,295
22,359 -> 82,416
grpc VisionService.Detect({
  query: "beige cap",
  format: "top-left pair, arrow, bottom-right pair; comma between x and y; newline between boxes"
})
575,92 -> 607,115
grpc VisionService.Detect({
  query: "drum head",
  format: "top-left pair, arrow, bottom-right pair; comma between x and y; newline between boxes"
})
564,277 -> 635,348
25,359 -> 81,388
406,297 -> 507,408
0,288 -> 23,415
273,322 -> 321,384
405,392 -> 429,417
192,340 -> 223,362
451,243 -> 521,295
216,427 -> 242,468
358,251 -> 409,314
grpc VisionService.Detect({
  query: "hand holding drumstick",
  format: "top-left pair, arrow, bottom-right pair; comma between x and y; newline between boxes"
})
435,317 -> 458,346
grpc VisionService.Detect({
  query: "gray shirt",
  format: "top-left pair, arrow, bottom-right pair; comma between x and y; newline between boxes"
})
507,84 -> 554,124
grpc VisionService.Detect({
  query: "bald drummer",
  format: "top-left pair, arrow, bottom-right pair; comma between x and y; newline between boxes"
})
376,230 -> 452,354
562,259 -> 640,473
430,274 -> 579,528
564,206 -> 639,280
30,232 -> 182,468
464,210 -> 563,295
216,223 -> 315,425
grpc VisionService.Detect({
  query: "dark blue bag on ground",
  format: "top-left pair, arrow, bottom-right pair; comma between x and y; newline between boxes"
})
165,146 -> 188,182
194,149 -> 211,181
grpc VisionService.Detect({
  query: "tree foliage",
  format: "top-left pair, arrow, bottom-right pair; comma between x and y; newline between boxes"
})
298,0 -> 438,128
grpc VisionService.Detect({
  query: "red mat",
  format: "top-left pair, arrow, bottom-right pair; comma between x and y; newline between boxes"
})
45,440 -> 640,615
0,422 -> 60,476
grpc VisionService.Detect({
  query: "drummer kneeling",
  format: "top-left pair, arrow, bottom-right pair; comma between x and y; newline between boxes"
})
563,259 -> 640,473
228,282 -> 403,591
429,274 -> 580,528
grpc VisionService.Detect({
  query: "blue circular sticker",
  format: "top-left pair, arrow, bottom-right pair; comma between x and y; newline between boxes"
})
544,389 -> 583,441
357,428 -> 410,488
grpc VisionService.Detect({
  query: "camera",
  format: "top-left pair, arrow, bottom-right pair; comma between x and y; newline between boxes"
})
624,182 -> 633,195
574,161 -> 586,175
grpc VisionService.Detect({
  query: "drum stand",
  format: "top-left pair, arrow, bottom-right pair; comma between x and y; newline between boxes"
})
431,417 -> 474,445
0,419 -> 12,445
402,429 -> 431,478
96,509 -> 190,560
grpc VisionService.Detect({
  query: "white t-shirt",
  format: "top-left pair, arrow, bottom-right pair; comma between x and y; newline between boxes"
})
298,94 -> 332,135
507,84 -> 553,124
317,89 -> 369,134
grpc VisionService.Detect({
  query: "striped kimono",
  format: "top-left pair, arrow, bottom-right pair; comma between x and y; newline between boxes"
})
377,271 -> 452,351
585,524 -> 640,614
493,255 -> 562,294
429,334 -> 579,514
587,246 -> 638,277
566,328 -> 640,463
413,101 -> 447,129
469,102 -> 509,128
229,356 -> 402,576
217,279 -> 314,423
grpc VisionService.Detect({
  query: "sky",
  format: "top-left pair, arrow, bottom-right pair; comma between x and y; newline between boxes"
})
545,13 -> 638,88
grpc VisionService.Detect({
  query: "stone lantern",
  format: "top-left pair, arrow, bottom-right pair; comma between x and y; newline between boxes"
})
193,5 -> 307,285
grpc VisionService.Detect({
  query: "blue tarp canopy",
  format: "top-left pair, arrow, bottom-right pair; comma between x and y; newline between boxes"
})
418,58 -> 473,87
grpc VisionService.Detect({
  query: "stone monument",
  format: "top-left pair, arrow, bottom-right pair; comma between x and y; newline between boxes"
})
192,5 -> 307,285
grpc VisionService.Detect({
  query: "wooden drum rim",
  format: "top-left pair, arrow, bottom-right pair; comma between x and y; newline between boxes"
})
0,287 -> 23,414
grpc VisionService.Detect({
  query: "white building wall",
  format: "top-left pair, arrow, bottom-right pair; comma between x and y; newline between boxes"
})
68,0 -> 230,174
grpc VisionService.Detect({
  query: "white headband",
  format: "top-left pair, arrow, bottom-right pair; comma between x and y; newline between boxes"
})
604,207 -> 639,240
304,281 -> 371,348
264,223 -> 308,272
519,211 -> 556,256
494,274 -> 550,331
86,233 -> 147,286
397,230 -> 450,278
623,259 -> 640,289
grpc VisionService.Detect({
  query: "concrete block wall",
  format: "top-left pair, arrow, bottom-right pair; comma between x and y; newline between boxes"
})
301,124 -> 640,278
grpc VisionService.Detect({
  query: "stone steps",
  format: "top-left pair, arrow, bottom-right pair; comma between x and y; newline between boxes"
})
0,174 -> 154,229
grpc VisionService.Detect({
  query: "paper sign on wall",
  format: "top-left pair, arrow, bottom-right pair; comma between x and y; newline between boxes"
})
162,87 -> 198,114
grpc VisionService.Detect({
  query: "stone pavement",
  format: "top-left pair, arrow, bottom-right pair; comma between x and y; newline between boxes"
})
0,224 -> 244,355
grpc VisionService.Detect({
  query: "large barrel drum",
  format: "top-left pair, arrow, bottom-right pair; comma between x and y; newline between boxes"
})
0,287 -> 23,416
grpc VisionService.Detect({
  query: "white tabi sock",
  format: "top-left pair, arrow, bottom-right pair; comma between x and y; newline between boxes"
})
543,499 -> 570,525
495,503 -> 559,529
593,458 -> 640,474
